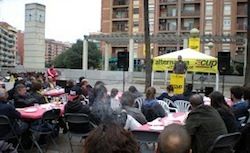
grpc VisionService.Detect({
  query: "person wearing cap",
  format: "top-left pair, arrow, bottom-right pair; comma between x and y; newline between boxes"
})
64,86 -> 91,133
65,86 -> 90,114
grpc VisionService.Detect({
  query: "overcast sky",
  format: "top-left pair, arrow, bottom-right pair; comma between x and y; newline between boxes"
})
0,0 -> 101,43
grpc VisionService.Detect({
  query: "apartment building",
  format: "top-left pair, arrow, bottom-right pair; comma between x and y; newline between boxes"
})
45,39 -> 71,65
101,0 -> 248,60
0,22 -> 17,67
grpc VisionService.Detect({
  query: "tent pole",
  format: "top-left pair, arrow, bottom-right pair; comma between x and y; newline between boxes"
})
215,73 -> 219,91
165,71 -> 168,86
151,71 -> 154,87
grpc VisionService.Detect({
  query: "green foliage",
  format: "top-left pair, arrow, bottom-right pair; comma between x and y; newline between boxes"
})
53,39 -> 101,69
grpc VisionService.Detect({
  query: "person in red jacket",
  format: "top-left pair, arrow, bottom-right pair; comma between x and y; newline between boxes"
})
47,64 -> 58,82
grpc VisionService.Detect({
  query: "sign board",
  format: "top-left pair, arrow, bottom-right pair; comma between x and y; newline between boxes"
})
170,74 -> 185,94
189,37 -> 200,51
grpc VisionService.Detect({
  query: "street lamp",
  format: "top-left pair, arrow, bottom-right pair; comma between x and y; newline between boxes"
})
207,42 -> 214,55
190,28 -> 200,38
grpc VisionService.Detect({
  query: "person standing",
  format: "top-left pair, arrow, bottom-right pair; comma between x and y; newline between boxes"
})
47,64 -> 58,82
173,55 -> 187,74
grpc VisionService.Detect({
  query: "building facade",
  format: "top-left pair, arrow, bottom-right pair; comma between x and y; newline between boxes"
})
101,0 -> 248,61
16,30 -> 24,65
0,22 -> 17,67
24,3 -> 46,69
45,39 -> 71,65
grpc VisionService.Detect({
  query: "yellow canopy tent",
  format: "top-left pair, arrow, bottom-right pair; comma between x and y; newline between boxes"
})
152,48 -> 219,90
153,48 -> 218,73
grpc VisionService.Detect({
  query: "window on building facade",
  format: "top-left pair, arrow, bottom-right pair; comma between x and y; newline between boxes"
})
224,3 -> 231,16
205,3 -> 213,16
223,17 -> 231,30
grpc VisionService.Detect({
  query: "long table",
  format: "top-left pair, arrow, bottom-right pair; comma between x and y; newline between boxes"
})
16,103 -> 65,120
135,112 -> 188,132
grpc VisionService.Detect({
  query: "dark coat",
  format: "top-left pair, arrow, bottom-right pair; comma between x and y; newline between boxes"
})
123,106 -> 147,124
0,102 -> 21,137
30,91 -> 47,104
216,108 -> 239,133
13,93 -> 36,108
185,105 -> 228,153
141,99 -> 165,122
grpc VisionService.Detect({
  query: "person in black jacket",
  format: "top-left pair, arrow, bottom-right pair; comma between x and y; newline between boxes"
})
13,84 -> 36,108
30,81 -> 47,104
210,91 -> 239,133
0,88 -> 28,138
65,86 -> 91,133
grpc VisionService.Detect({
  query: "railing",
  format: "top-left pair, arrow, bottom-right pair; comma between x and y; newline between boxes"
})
159,0 -> 177,4
183,0 -> 200,3
113,0 -> 129,6
181,10 -> 200,16
237,24 -> 247,30
237,10 -> 247,16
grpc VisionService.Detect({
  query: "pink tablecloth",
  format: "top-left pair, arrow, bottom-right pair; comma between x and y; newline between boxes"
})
136,112 -> 187,132
43,88 -> 65,97
17,103 -> 65,120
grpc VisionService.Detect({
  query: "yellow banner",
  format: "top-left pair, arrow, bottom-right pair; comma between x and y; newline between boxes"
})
153,59 -> 218,73
189,38 -> 200,52
170,74 -> 185,94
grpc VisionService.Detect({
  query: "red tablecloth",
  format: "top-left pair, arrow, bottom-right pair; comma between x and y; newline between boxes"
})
43,88 -> 65,97
136,112 -> 187,132
17,103 -> 65,120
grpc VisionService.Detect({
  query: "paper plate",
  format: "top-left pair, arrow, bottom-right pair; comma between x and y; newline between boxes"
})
149,126 -> 164,131
24,107 -> 38,113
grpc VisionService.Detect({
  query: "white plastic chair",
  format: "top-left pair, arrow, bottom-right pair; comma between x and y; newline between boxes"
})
134,97 -> 144,110
157,100 -> 178,114
174,100 -> 191,112
163,98 -> 176,107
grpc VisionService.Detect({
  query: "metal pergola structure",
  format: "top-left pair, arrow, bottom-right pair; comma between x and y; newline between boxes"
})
85,33 -> 246,45
82,33 -> 247,90
83,33 -> 246,70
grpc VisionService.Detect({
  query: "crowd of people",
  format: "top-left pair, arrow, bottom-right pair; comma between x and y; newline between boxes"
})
0,71 -> 249,153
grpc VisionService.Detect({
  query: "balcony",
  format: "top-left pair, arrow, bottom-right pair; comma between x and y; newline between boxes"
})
159,0 -> 177,4
112,21 -> 128,33
181,10 -> 200,17
159,7 -> 178,18
159,23 -> 177,32
237,24 -> 247,31
113,8 -> 129,19
183,0 -> 200,3
237,10 -> 247,17
113,0 -> 129,6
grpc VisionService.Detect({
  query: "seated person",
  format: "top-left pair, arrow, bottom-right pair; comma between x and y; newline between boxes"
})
157,85 -> 176,101
84,123 -> 140,153
157,124 -> 191,153
174,84 -> 194,101
110,88 -> 121,111
44,76 -> 56,89
230,86 -> 249,124
185,94 -> 228,153
210,91 -> 239,133
243,86 -> 250,109
0,88 -> 28,138
65,86 -> 91,133
65,80 -> 75,94
142,87 -> 165,122
120,91 -> 147,124
90,85 -> 141,130
80,79 -> 92,103
13,84 -> 36,108
30,81 -> 47,104
128,86 -> 143,99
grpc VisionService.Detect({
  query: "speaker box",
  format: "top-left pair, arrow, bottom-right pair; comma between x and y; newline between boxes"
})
218,52 -> 230,75
117,52 -> 129,71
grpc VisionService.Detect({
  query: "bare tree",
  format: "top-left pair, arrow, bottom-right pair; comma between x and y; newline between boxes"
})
144,0 -> 152,91
245,0 -> 250,86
